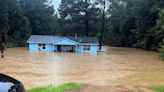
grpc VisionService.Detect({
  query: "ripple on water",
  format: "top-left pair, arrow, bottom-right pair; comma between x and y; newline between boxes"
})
0,47 -> 164,89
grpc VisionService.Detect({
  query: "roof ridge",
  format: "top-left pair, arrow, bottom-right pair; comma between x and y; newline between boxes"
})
31,35 -> 96,38
28,35 -> 99,44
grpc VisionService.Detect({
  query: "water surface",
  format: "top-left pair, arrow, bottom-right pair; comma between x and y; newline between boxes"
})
0,47 -> 163,89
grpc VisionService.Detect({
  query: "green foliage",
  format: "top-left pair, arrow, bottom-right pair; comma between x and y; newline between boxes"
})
58,0 -> 100,36
0,0 -> 163,51
0,0 -> 9,33
159,45 -> 164,61
7,0 -> 31,47
106,0 -> 160,50
148,85 -> 164,92
5,42 -> 16,48
0,0 -> 58,47
19,0 -> 56,35
27,83 -> 86,92
159,39 -> 164,61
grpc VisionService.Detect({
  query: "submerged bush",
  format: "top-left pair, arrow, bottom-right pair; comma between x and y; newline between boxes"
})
5,41 -> 27,48
159,45 -> 164,61
159,39 -> 164,61
5,42 -> 16,48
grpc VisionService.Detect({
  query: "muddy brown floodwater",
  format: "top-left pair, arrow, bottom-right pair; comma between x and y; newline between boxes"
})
0,47 -> 164,90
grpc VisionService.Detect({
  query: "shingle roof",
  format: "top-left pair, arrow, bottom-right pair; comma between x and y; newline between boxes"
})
68,37 -> 99,44
27,35 -> 61,43
27,35 -> 99,44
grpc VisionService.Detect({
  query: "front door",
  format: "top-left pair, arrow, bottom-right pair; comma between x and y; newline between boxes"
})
57,45 -> 61,52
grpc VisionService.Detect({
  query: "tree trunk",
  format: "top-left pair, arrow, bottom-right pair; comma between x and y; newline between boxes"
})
99,0 -> 106,50
85,0 -> 89,37
85,12 -> 89,37
0,31 -> 6,58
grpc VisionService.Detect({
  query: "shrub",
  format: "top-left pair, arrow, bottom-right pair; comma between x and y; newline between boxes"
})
159,45 -> 164,61
159,39 -> 164,61
149,85 -> 164,92
5,42 -> 16,48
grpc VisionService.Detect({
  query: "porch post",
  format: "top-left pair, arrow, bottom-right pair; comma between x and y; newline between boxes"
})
53,44 -> 54,52
76,45 -> 78,53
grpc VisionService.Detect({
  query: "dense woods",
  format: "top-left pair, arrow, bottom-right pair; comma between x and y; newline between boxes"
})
0,0 -> 163,52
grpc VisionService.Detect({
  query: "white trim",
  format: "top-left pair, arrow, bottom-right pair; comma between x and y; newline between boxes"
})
53,38 -> 80,44
80,43 -> 99,45
27,42 -> 53,44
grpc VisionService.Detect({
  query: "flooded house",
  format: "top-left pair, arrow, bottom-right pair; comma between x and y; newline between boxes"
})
27,35 -> 99,54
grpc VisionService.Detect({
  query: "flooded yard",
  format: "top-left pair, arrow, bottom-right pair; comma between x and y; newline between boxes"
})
0,47 -> 164,90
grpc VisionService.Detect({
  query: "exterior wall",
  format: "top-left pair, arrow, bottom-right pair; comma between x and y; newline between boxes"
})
29,43 -> 98,54
77,45 -> 83,53
77,44 -> 98,54
29,43 -> 39,51
46,44 -> 53,52
29,43 -> 54,52
89,45 -> 98,54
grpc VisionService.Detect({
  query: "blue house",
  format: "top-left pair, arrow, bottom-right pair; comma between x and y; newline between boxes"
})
27,35 -> 99,54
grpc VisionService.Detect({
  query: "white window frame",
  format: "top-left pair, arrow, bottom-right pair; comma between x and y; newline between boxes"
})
83,45 -> 90,51
39,43 -> 46,49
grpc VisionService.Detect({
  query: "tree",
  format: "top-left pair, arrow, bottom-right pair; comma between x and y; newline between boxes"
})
159,39 -> 164,61
104,0 -> 160,50
0,0 -> 10,51
0,0 -> 9,33
155,8 -> 164,46
19,0 -> 55,35
0,0 -> 163,51
58,0 -> 99,36
7,0 -> 31,46
84,0 -> 89,37
99,0 -> 106,50
0,0 -> 31,47
0,31 -> 6,58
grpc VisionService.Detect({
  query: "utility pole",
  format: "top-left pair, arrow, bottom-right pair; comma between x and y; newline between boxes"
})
99,0 -> 106,50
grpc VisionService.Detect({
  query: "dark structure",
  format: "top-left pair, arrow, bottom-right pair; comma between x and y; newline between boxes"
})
0,74 -> 25,92
0,31 -> 6,58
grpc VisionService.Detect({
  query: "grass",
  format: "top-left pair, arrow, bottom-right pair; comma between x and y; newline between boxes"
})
27,83 -> 87,92
148,85 -> 164,92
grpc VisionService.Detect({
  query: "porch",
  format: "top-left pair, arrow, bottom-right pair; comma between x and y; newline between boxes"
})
54,45 -> 78,53
53,38 -> 79,53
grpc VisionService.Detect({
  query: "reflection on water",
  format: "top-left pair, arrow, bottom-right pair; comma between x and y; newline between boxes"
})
0,82 -> 14,92
0,47 -> 163,89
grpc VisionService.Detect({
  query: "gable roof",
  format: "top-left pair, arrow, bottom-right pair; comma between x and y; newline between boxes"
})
27,35 -> 61,43
27,35 -> 99,44
53,37 -> 80,44
68,37 -> 99,44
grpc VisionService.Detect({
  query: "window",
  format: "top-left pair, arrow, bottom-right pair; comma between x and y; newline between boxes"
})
83,45 -> 90,51
42,44 -> 46,49
39,44 -> 42,47
38,44 -> 46,49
